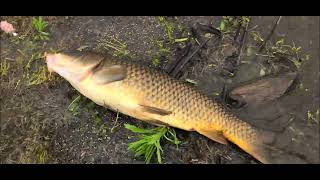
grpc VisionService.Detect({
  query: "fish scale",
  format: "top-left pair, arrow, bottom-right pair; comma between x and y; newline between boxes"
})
46,51 -> 284,164
108,54 -> 261,153
117,57 -> 259,140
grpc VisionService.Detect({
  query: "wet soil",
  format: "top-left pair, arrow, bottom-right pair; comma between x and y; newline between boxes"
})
0,16 -> 319,164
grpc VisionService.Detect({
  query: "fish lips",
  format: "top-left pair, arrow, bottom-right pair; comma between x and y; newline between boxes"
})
45,53 -> 58,73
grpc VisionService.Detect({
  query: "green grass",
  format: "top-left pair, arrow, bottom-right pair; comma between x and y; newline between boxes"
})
251,35 -> 310,70
158,16 -> 189,44
68,95 -> 82,116
159,16 -> 175,43
0,60 -> 10,76
24,51 -> 52,87
97,35 -> 129,57
125,124 -> 181,164
32,16 -> 49,41
27,66 -> 52,86
6,17 -> 54,88
219,16 -> 250,34
20,139 -> 51,164
150,16 -> 189,67
151,41 -> 170,67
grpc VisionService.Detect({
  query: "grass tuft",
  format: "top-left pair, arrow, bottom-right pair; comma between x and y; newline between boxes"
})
125,124 -> 181,164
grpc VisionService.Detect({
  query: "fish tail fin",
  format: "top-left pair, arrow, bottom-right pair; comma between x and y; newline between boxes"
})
242,129 -> 307,164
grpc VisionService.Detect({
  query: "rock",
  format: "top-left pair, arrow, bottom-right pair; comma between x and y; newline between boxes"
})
229,72 -> 298,106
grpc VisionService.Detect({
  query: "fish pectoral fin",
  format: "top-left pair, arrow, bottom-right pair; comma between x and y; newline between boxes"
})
197,128 -> 228,145
91,65 -> 126,84
138,104 -> 172,116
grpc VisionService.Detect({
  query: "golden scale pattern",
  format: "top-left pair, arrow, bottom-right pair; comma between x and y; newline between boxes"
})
98,55 -> 259,144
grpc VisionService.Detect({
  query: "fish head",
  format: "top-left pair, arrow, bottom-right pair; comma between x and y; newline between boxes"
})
46,51 -> 103,83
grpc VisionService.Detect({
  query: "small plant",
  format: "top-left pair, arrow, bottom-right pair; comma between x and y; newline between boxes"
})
32,16 -> 49,41
27,66 -> 51,86
0,60 -> 10,76
219,16 -> 250,34
21,52 -> 54,87
151,40 -> 170,67
307,109 -> 319,124
250,31 -> 264,44
20,139 -> 51,164
125,124 -> 181,164
159,16 -> 175,43
251,30 -> 310,71
264,38 -> 308,70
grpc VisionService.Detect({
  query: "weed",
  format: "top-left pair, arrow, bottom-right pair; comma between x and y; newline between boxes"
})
151,40 -> 170,67
152,17 -> 188,67
19,51 -> 54,87
307,109 -> 319,124
125,124 -> 181,164
250,31 -> 264,44
0,60 -> 10,76
20,139 -> 51,164
110,111 -> 121,133
251,32 -> 309,70
273,40 -> 308,70
159,16 -> 175,43
219,16 -> 250,34
32,17 -> 49,41
27,66 -> 51,86
97,35 -> 129,57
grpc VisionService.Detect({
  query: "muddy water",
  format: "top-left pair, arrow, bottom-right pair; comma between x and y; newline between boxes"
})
0,16 -> 319,164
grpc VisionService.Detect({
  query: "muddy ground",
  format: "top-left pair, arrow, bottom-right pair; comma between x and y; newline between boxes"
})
0,16 -> 319,164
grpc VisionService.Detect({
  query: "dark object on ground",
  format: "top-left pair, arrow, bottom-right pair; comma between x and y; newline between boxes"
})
228,72 -> 298,106
165,23 -> 222,79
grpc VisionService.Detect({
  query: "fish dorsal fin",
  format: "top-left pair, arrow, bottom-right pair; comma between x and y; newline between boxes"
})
197,128 -> 228,145
91,65 -> 126,84
139,104 -> 172,116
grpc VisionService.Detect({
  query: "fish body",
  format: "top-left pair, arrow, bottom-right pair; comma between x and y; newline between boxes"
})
46,51 -> 277,163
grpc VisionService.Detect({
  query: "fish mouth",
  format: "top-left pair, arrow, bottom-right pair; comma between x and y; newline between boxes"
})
46,53 -> 57,73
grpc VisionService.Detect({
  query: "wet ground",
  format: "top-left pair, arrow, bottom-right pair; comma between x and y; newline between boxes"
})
0,16 -> 319,164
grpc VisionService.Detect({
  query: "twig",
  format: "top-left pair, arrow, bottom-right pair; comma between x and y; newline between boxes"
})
237,16 -> 251,65
166,43 -> 191,74
233,17 -> 242,42
255,53 -> 276,58
67,95 -> 81,111
170,36 -> 220,78
110,111 -> 120,133
258,16 -> 282,53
